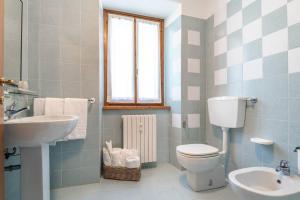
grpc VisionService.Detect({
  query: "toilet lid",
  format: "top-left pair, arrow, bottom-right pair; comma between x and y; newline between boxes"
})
176,144 -> 219,156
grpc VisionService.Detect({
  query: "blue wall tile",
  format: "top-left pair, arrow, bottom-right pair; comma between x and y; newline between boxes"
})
243,0 -> 261,26
263,52 -> 288,77
243,39 -> 262,62
262,6 -> 287,36
227,0 -> 242,17
214,22 -> 227,41
214,53 -> 227,69
288,23 -> 300,50
228,30 -> 242,50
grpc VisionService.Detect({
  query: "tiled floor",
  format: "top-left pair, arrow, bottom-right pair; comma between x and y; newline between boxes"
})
51,163 -> 239,200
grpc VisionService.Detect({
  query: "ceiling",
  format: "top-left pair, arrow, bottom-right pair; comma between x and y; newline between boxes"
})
102,0 -> 181,18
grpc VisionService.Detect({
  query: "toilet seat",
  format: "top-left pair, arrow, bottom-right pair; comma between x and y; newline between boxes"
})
176,144 -> 219,158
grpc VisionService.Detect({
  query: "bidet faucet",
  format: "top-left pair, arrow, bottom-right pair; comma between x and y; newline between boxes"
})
276,160 -> 290,176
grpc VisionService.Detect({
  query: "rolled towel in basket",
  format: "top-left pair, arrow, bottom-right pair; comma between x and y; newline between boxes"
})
124,149 -> 138,157
106,140 -> 113,155
103,148 -> 112,166
111,150 -> 122,167
126,156 -> 140,169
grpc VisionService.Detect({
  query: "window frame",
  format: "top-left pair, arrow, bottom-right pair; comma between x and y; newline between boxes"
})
104,9 -> 168,110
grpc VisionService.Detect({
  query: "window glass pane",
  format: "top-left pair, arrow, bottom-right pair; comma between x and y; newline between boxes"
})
137,20 -> 161,103
108,14 -> 135,102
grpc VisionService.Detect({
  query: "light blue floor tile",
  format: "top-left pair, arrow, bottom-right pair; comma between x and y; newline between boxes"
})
51,164 -> 239,200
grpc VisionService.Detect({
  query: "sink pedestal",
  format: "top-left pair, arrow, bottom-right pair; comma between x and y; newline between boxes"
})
20,144 -> 50,200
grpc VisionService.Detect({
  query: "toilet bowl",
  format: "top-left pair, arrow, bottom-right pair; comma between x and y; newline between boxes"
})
176,144 -> 226,191
176,144 -> 220,172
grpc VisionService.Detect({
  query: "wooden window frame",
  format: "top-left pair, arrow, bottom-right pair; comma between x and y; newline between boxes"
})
103,9 -> 169,110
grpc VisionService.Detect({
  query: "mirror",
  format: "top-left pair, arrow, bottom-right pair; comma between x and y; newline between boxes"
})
4,0 -> 23,81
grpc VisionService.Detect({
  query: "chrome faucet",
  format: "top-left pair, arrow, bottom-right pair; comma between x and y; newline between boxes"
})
5,101 -> 30,120
276,160 -> 290,176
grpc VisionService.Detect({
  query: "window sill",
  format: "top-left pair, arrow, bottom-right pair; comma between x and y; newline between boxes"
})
103,105 -> 171,110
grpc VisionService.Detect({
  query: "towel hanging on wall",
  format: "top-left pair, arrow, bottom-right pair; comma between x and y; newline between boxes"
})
44,98 -> 64,115
64,98 -> 88,140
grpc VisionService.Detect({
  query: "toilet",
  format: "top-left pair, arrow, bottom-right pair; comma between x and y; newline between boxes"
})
176,96 -> 248,191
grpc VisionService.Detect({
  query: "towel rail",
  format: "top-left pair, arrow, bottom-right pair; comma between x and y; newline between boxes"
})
88,98 -> 96,104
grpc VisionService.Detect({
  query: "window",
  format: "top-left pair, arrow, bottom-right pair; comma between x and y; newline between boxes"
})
104,10 -> 168,110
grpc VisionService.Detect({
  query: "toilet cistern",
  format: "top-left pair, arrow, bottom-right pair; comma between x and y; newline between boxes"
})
208,96 -> 249,155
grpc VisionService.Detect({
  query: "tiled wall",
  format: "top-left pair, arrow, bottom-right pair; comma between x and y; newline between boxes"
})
205,0 -> 300,174
28,0 -> 40,93
166,15 -> 206,168
102,110 -> 170,163
181,16 -> 206,146
27,0 -> 102,188
4,0 -> 23,80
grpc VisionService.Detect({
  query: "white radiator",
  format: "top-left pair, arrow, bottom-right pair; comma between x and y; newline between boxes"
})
122,115 -> 157,163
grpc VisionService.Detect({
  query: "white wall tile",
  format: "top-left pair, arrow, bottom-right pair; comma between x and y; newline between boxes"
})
227,11 -> 242,35
243,18 -> 262,44
288,0 -> 300,26
188,30 -> 200,46
227,47 -> 243,67
262,28 -> 288,57
242,0 -> 256,8
187,114 -> 200,128
214,68 -> 228,85
214,36 -> 227,56
171,86 -> 181,101
172,113 -> 182,128
262,0 -> 287,16
187,86 -> 200,101
187,58 -> 200,73
288,47 -> 300,74
243,59 -> 263,80
214,7 -> 227,27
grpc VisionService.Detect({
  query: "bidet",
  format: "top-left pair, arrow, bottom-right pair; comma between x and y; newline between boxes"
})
229,167 -> 300,200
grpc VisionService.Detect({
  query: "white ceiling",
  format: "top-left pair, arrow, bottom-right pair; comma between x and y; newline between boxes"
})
102,0 -> 181,18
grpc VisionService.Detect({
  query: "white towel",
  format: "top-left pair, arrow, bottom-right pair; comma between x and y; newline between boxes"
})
124,149 -> 138,157
111,150 -> 122,167
106,140 -> 113,155
64,98 -> 88,140
112,148 -> 122,152
126,156 -> 140,169
111,149 -> 139,167
33,98 -> 45,116
103,148 -> 112,166
45,98 -> 64,115
120,150 -> 127,167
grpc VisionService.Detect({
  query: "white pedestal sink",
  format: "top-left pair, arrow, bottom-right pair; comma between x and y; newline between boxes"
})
4,115 -> 78,200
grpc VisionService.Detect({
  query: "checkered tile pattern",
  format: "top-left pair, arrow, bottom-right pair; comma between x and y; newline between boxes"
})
213,0 -> 300,85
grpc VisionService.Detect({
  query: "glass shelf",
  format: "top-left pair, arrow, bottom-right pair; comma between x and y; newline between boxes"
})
4,85 -> 38,97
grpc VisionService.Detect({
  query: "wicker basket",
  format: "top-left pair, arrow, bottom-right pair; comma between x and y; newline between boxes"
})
103,165 -> 141,181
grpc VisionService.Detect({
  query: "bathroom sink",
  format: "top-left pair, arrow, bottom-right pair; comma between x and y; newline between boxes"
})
229,167 -> 300,200
4,115 -> 78,147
